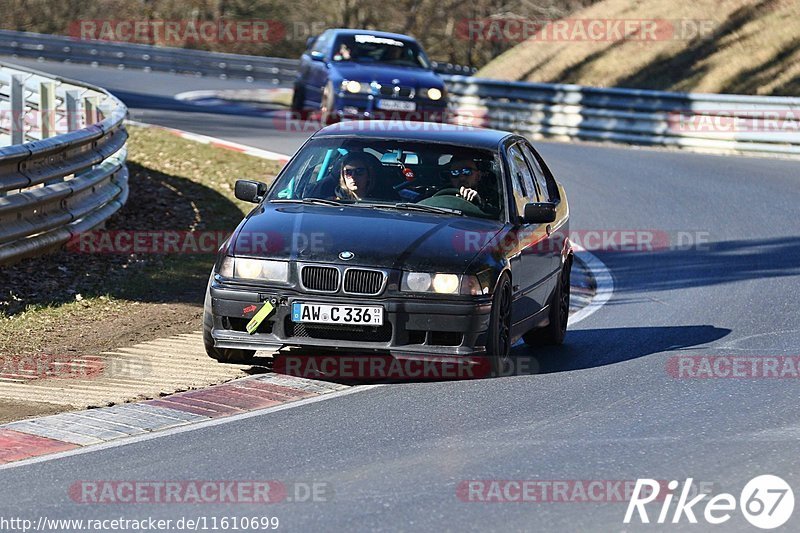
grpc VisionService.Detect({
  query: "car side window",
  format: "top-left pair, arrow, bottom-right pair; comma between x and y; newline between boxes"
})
506,143 -> 537,218
312,31 -> 332,57
519,143 -> 550,202
521,142 -> 559,202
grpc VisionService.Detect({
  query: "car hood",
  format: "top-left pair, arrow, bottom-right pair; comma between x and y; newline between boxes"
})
332,63 -> 443,89
230,203 -> 502,273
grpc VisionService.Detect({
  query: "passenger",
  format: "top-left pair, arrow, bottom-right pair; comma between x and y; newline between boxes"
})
336,155 -> 373,200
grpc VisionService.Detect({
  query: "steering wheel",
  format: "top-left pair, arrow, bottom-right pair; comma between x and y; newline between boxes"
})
419,188 -> 489,217
432,187 -> 462,197
433,187 -> 485,208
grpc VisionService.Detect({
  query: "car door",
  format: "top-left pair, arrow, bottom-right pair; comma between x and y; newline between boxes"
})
505,141 -> 553,328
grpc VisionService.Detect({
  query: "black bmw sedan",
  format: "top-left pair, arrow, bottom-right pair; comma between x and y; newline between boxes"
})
204,122 -> 572,373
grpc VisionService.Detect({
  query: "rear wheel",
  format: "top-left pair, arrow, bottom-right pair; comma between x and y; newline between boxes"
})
486,273 -> 512,377
523,258 -> 571,346
203,274 -> 255,364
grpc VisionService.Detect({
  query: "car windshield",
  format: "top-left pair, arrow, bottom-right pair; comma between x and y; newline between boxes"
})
332,34 -> 430,69
267,137 -> 504,220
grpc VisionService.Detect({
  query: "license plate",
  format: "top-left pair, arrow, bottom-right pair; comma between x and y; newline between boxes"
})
376,100 -> 416,111
292,303 -> 383,326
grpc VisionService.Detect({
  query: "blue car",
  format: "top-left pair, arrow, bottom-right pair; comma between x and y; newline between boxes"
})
291,29 -> 448,124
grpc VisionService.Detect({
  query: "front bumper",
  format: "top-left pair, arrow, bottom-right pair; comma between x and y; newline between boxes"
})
209,279 -> 492,357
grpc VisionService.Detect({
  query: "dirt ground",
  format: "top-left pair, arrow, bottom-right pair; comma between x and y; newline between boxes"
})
0,126 -> 282,422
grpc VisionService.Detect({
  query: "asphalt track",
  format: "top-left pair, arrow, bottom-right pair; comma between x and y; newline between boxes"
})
2,59 -> 800,531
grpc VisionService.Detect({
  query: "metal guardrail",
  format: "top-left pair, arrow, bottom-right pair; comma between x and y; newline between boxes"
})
0,30 -> 475,83
1,29 -> 796,157
0,61 -> 128,265
443,76 -> 800,156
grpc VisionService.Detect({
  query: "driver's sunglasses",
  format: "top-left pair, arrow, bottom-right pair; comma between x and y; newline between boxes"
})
343,167 -> 367,177
450,167 -> 475,177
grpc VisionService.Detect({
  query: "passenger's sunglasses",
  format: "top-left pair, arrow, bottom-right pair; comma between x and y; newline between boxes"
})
450,167 -> 475,177
343,167 -> 367,177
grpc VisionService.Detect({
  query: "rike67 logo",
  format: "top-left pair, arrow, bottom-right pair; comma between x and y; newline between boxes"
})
624,476 -> 794,529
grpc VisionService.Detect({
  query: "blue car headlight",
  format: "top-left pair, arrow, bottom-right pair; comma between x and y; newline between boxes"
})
341,80 -> 371,94
424,87 -> 443,101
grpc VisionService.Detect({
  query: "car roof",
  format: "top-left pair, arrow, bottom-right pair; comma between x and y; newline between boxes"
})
313,121 -> 513,150
326,28 -> 420,43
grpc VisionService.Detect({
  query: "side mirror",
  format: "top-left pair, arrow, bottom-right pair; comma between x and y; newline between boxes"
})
306,36 -> 317,49
523,202 -> 557,224
235,179 -> 268,203
310,51 -> 326,62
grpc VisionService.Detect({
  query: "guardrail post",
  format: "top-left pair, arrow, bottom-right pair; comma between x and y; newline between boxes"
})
40,81 -> 56,138
40,81 -> 63,186
66,90 -> 81,131
11,75 -> 25,145
84,96 -> 99,125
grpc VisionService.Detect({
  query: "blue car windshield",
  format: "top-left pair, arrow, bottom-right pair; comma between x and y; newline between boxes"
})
267,137 -> 504,220
332,35 -> 430,69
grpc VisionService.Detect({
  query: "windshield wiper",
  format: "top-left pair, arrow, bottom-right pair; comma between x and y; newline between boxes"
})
389,203 -> 464,216
271,198 -> 344,207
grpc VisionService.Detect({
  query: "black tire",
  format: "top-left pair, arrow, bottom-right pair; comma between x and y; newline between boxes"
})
290,84 -> 308,119
486,273 -> 513,377
523,258 -> 571,346
319,82 -> 337,126
203,274 -> 255,364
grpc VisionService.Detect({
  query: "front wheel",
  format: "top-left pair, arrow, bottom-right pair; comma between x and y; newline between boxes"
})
319,82 -> 338,126
523,258 -> 571,346
290,84 -> 308,120
486,273 -> 513,376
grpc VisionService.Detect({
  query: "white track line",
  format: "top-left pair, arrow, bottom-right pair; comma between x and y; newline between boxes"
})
569,243 -> 614,325
0,385 -> 379,471
126,120 -> 290,163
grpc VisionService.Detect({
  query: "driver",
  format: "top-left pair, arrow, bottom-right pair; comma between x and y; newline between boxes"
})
334,43 -> 351,61
448,157 -> 499,214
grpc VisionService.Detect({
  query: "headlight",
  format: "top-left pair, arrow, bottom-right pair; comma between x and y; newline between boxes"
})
401,272 -> 483,295
219,257 -> 289,283
343,80 -> 363,94
432,273 -> 459,293
425,87 -> 443,101
404,272 -> 432,292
